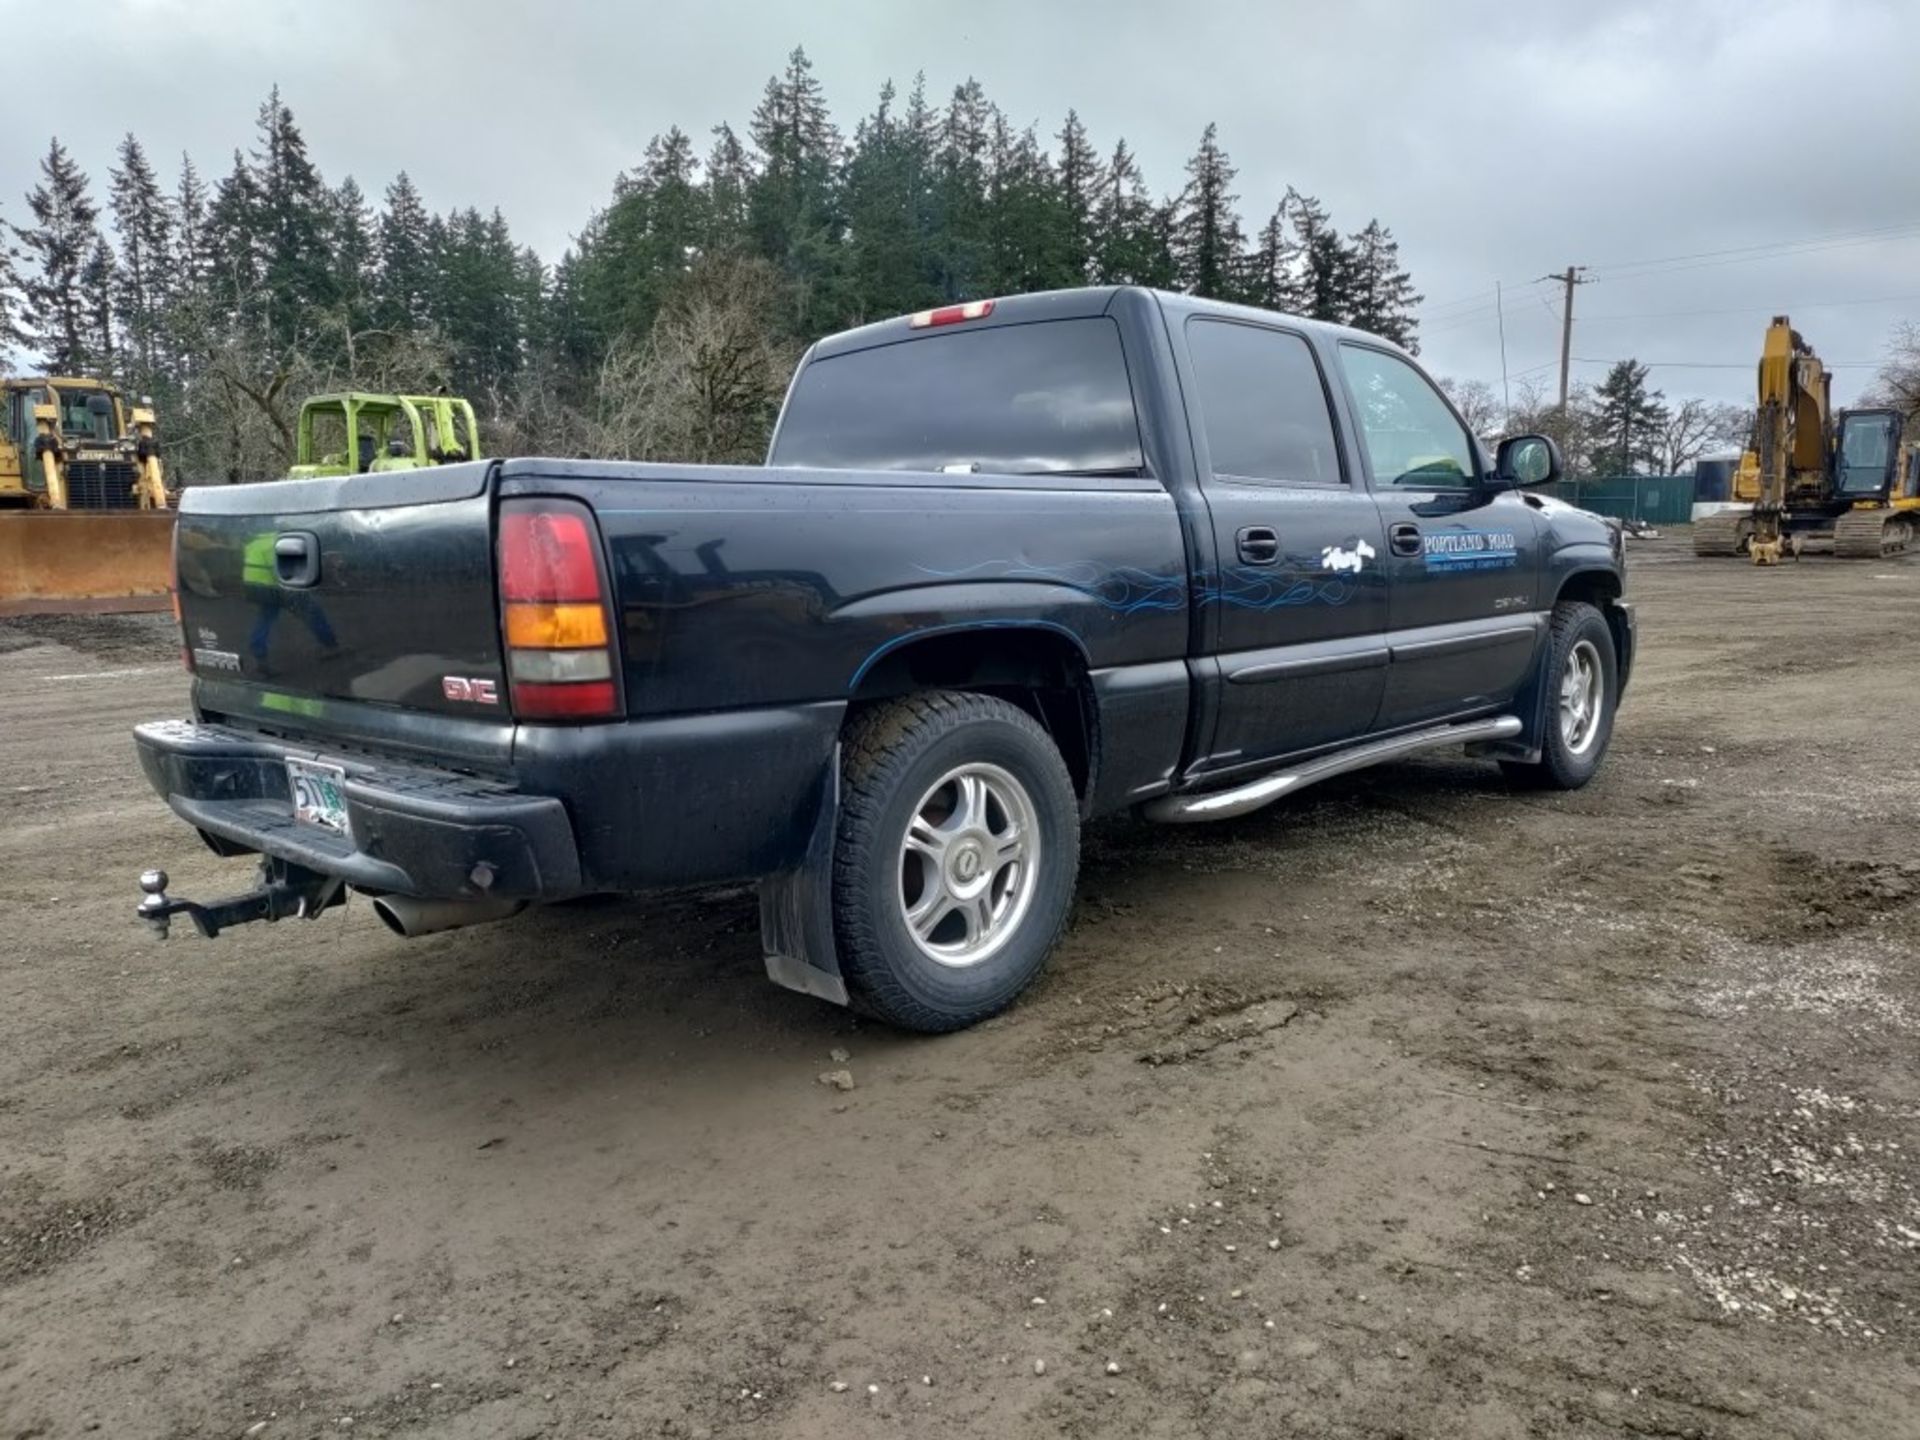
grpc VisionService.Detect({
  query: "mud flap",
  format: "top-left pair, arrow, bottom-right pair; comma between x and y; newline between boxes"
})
1479,626 -> 1551,765
757,748 -> 850,1007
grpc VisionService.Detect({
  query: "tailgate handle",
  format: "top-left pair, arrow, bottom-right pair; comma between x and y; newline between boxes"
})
274,532 -> 321,588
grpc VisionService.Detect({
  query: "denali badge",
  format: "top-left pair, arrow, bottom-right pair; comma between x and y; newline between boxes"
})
442,676 -> 499,705
191,647 -> 241,672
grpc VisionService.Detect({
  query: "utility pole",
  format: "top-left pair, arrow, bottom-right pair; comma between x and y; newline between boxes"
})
1541,266 -> 1589,413
1495,281 -> 1511,427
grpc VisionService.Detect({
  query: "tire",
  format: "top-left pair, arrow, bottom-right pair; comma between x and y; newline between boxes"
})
833,691 -> 1080,1032
1500,600 -> 1618,791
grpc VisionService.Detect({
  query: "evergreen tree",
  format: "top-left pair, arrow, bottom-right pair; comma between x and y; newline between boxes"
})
934,78 -> 994,300
109,135 -> 172,386
702,122 -> 754,254
432,208 -> 533,399
843,81 -> 931,319
985,117 -> 1067,294
1285,188 -> 1353,323
161,153 -> 214,392
1091,140 -> 1173,287
1054,110 -> 1103,285
1244,203 -> 1305,313
1170,124 -> 1245,301
1343,219 -> 1421,350
16,138 -> 104,373
576,127 -> 705,344
0,201 -> 25,365
376,171 -> 433,331
899,74 -> 940,284
251,88 -> 335,350
1587,360 -> 1669,475
544,248 -> 595,377
639,127 -> 703,276
206,148 -> 264,313
330,177 -> 376,339
171,153 -> 212,294
81,238 -> 117,371
746,46 -> 843,328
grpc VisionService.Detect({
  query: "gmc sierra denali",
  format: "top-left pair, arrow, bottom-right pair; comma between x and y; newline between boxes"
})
134,286 -> 1633,1031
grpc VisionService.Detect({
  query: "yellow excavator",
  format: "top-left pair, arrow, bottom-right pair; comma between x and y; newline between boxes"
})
1694,317 -> 1919,563
0,377 -> 177,614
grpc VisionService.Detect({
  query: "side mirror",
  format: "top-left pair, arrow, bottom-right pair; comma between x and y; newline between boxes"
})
1495,433 -> 1562,488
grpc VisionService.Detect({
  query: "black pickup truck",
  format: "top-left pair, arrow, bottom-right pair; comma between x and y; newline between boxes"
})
135,287 -> 1632,1031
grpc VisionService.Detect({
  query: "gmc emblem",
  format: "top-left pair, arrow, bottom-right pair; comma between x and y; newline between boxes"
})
442,676 -> 499,705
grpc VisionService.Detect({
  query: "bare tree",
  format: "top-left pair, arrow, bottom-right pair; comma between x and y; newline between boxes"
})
587,255 -> 796,464
1505,376 -> 1601,477
1655,398 -> 1750,474
1437,376 -> 1502,440
1865,321 -> 1920,417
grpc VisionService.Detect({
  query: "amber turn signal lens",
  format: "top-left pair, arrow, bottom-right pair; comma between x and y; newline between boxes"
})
504,601 -> 607,649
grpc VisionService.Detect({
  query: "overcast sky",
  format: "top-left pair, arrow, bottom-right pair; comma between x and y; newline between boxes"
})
6,0 -> 1915,409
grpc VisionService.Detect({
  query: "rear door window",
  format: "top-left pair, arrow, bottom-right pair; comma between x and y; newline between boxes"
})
771,317 -> 1145,476
1185,319 -> 1344,485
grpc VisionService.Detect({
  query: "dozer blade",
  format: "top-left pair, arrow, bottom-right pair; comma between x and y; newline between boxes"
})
0,511 -> 177,616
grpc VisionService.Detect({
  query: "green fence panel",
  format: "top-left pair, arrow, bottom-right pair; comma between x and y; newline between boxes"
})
1541,475 -> 1697,526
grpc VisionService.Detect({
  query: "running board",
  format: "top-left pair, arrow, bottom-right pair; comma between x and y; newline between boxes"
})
1142,715 -> 1523,824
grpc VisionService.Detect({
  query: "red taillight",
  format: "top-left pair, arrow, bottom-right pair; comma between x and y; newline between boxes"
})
500,508 -> 603,602
497,499 -> 620,720
908,299 -> 995,329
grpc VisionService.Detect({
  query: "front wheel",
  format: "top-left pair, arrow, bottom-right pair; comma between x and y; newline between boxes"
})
832,691 -> 1081,1032
1501,600 -> 1618,790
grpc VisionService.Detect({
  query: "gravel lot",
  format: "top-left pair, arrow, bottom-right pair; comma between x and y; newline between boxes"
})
2,535 -> 1917,1439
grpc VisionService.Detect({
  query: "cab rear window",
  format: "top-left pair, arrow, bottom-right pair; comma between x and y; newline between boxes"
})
770,317 -> 1145,476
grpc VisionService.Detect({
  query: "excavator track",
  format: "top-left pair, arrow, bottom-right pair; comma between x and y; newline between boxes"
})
1691,510 -> 1752,557
1832,509 -> 1914,560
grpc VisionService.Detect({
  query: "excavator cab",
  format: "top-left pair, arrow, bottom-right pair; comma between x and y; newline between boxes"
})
1832,409 -> 1902,500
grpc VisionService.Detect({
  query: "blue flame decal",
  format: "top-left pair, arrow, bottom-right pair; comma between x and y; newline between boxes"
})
912,559 -> 1352,612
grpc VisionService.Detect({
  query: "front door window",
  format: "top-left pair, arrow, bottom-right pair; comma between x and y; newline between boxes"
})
1338,345 -> 1477,490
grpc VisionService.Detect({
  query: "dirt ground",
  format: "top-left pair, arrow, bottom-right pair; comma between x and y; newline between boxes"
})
3,535 -> 1917,1440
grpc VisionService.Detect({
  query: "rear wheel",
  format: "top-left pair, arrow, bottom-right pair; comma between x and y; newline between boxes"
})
1501,600 -> 1618,791
833,691 -> 1080,1032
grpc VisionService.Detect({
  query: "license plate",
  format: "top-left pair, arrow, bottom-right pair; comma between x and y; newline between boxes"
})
287,759 -> 350,836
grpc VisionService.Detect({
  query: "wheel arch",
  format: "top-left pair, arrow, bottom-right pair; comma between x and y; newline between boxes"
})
1554,567 -> 1631,690
847,623 -> 1098,803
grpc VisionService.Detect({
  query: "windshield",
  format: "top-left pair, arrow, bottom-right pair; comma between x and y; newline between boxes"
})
1836,414 -> 1895,494
55,387 -> 118,442
770,317 -> 1145,476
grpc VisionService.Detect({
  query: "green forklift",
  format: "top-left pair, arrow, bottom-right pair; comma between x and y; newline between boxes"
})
288,393 -> 483,478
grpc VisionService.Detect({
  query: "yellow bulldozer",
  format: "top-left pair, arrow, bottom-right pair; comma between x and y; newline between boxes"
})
0,376 -> 177,615
1693,317 -> 1919,563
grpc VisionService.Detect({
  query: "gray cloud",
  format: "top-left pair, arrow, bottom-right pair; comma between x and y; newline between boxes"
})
6,0 -> 1915,407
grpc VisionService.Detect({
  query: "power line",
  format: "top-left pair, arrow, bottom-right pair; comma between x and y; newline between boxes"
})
1584,221 -> 1920,280
1570,355 -> 1882,370
1420,221 -> 1920,323
1574,293 -> 1920,324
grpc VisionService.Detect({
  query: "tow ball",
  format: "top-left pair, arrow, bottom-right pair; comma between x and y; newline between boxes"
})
136,860 -> 346,939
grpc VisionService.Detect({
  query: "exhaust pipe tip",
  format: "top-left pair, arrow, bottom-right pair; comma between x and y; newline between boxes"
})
371,893 -> 525,938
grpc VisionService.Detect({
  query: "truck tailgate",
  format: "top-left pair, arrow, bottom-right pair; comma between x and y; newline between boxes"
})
174,463 -> 506,718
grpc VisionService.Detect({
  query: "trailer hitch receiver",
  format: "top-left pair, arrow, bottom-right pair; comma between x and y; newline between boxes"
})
136,859 -> 346,939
